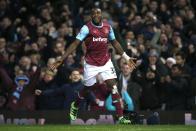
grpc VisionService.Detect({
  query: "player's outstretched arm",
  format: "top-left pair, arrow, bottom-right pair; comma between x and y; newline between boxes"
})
111,40 -> 137,69
49,39 -> 81,71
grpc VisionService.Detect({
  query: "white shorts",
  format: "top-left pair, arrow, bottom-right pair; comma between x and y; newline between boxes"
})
83,59 -> 117,86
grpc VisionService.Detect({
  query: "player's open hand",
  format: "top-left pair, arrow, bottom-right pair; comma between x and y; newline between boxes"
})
128,57 -> 137,70
49,59 -> 63,71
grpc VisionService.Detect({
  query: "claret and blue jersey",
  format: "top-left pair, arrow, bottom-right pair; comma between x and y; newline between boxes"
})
76,21 -> 116,66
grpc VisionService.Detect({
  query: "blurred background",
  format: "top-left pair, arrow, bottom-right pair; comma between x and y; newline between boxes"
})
0,0 -> 196,114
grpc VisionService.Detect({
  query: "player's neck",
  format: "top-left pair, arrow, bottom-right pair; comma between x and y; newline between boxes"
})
92,20 -> 102,27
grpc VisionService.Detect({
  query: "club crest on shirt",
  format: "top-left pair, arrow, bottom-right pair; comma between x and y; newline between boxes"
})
93,30 -> 98,34
103,28 -> 109,34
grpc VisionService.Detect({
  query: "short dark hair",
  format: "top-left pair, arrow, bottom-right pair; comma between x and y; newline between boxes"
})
70,68 -> 81,74
172,64 -> 183,71
91,8 -> 102,14
175,52 -> 186,60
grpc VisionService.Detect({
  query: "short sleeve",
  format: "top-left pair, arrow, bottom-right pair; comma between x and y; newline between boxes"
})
108,26 -> 116,41
76,25 -> 89,41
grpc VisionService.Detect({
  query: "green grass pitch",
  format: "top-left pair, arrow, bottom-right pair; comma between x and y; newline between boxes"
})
0,125 -> 195,131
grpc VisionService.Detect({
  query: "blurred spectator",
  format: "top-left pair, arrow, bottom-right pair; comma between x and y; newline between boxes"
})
0,0 -> 11,19
175,52 -> 191,78
186,44 -> 196,77
173,16 -> 184,32
52,42 -> 66,57
149,1 -> 158,14
0,95 -> 6,109
158,2 -> 171,24
7,67 -> 40,111
0,37 -> 9,65
35,69 -> 86,110
124,31 -> 138,57
17,25 -> 31,45
141,49 -> 168,78
7,75 -> 30,110
117,63 -> 142,111
46,57 -> 57,73
62,69 -> 85,110
157,33 -> 171,58
164,64 -> 188,110
35,68 -> 63,110
169,31 -> 184,55
0,66 -> 13,109
0,17 -> 16,42
40,6 -> 53,24
165,57 -> 176,71
26,15 -> 38,40
18,55 -> 32,74
139,68 -> 161,110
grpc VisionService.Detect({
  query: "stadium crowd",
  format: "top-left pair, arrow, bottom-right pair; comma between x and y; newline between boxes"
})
0,0 -> 196,112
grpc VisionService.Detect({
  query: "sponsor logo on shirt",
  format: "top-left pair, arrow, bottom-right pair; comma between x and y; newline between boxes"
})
93,37 -> 107,42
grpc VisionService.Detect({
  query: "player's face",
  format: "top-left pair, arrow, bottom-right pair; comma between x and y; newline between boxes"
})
91,8 -> 102,25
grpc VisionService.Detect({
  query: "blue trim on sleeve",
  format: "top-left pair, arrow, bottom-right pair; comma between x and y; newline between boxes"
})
76,25 -> 89,41
108,26 -> 116,41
